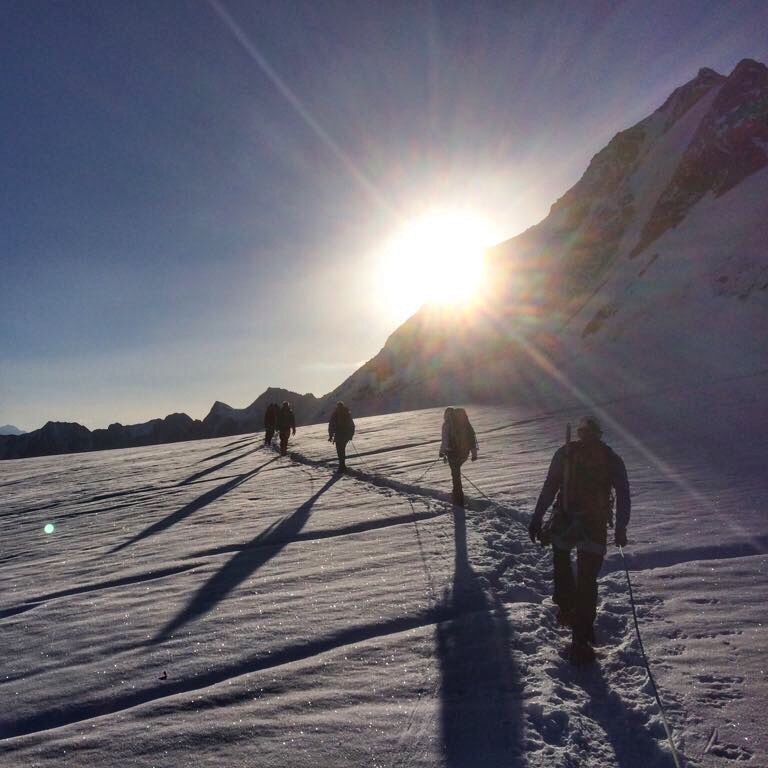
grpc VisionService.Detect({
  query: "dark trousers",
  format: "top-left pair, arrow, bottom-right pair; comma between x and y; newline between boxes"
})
335,439 -> 348,470
264,426 -> 275,445
552,547 -> 604,643
279,429 -> 290,456
448,458 -> 464,506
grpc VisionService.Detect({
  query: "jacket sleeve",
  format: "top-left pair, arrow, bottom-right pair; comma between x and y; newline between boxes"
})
531,448 -> 564,526
328,413 -> 336,438
440,422 -> 451,453
291,412 -> 296,430
611,452 -> 631,531
469,424 -> 478,451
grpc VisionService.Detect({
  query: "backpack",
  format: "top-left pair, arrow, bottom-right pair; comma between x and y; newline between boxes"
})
334,406 -> 355,439
278,405 -> 294,430
450,408 -> 475,461
560,441 -> 614,525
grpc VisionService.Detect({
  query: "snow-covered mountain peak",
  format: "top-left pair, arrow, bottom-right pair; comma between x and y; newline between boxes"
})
325,60 -> 768,415
655,64 -> 724,133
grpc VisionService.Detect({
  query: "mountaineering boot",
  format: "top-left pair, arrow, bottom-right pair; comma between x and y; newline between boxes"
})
568,639 -> 596,665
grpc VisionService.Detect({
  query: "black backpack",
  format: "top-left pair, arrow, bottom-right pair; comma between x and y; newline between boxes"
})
335,406 -> 355,439
450,408 -> 475,460
559,441 -> 614,524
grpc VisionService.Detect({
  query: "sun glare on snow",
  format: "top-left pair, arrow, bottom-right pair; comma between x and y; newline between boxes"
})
377,210 -> 497,321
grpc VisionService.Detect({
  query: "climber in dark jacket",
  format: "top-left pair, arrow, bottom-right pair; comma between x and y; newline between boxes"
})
528,416 -> 630,664
438,407 -> 478,507
328,401 -> 355,472
277,401 -> 296,456
264,402 -> 279,446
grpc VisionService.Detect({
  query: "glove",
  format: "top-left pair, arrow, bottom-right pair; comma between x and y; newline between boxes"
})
292,428 -> 296,436
438,449 -> 445,458
528,518 -> 541,544
615,528 -> 627,547
328,436 -> 334,442
471,450 -> 478,462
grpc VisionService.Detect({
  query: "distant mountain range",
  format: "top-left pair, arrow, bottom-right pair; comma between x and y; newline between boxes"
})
0,425 -> 25,436
3,59 -> 766,461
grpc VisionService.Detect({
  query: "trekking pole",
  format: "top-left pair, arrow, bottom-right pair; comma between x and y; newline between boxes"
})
619,546 -> 683,768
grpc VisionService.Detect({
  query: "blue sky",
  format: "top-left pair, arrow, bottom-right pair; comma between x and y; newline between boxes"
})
2,0 -> 766,430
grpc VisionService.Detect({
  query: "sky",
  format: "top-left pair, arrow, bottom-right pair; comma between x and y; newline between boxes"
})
2,0 -> 766,431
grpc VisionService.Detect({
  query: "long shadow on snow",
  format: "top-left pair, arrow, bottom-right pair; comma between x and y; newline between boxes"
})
177,445 -> 263,486
194,437 -> 260,465
2,607 -> 448,740
108,456 -> 280,554
436,508 -> 527,767
568,664 -> 679,767
349,438 -> 439,459
152,473 -> 341,643
601,535 -> 768,574
184,506 -> 449,558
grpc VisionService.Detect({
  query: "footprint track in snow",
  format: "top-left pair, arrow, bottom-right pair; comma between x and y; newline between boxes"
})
694,674 -> 744,708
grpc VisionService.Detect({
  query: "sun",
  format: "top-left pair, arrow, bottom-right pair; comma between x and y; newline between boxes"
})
376,209 -> 498,322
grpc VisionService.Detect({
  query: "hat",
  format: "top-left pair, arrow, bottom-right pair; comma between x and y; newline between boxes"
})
576,416 -> 602,437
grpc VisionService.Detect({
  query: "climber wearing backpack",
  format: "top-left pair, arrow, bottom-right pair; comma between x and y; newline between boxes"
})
277,401 -> 296,456
439,407 -> 478,507
328,401 -> 355,473
528,416 -> 630,664
264,402 -> 279,446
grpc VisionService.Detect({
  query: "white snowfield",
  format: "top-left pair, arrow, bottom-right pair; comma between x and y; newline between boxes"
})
1,392 -> 766,767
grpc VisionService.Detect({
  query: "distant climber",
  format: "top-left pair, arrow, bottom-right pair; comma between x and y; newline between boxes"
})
277,401 -> 296,456
264,402 -> 279,446
528,416 -> 630,664
328,401 -> 355,473
439,407 -> 478,506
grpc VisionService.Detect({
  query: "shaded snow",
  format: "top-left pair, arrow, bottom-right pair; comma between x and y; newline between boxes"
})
1,389 -> 766,766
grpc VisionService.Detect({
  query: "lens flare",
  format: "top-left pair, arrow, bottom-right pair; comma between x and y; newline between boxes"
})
44,523 -> 55,534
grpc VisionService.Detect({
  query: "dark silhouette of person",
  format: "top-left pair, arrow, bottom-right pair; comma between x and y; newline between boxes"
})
328,401 -> 355,472
263,402 -> 279,446
277,401 -> 296,456
528,416 -> 630,664
439,407 -> 478,507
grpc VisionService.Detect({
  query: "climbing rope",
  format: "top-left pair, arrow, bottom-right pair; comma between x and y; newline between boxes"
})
413,457 -> 440,484
619,546 -> 683,768
349,439 -> 371,470
460,470 -> 496,505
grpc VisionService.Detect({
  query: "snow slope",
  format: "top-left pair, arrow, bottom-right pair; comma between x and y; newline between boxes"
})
2,383 -> 766,766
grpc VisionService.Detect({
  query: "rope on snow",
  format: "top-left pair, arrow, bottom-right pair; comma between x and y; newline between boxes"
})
619,546 -> 683,768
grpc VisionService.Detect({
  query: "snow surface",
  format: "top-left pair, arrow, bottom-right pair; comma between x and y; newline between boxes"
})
1,393 -> 766,767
